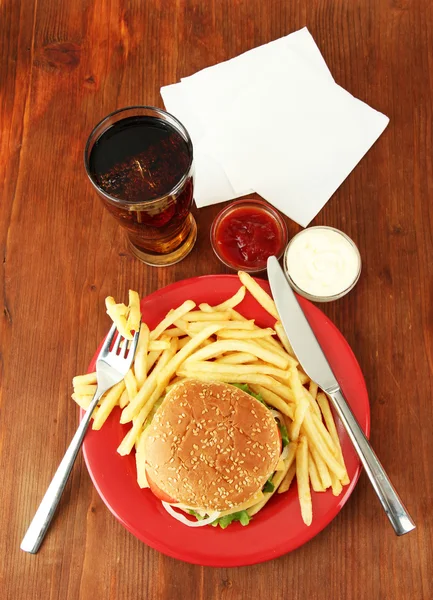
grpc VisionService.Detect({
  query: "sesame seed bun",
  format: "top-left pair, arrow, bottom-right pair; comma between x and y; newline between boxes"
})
144,379 -> 281,512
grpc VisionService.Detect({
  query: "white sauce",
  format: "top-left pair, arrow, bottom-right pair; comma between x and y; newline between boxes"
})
285,227 -> 360,298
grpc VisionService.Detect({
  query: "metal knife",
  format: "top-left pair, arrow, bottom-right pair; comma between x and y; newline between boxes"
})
267,255 -> 415,536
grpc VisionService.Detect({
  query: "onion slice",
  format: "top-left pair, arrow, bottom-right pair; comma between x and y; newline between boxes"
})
162,502 -> 220,527
270,409 -> 282,421
280,444 -> 290,461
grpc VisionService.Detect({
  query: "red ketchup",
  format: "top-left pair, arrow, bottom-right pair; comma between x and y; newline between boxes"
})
213,203 -> 286,271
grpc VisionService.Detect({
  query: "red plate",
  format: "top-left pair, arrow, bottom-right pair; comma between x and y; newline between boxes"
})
82,275 -> 370,566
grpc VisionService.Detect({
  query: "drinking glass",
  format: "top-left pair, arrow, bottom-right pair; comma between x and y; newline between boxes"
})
84,106 -> 197,266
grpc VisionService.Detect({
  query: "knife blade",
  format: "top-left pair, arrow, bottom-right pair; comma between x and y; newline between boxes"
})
267,256 -> 338,393
267,255 -> 415,536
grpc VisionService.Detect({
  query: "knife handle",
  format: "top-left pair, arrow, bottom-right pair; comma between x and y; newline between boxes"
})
327,389 -> 415,536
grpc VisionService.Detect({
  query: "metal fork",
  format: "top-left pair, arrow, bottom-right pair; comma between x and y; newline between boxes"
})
20,323 -> 140,554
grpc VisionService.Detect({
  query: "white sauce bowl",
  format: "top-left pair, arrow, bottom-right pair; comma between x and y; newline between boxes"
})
283,226 -> 362,302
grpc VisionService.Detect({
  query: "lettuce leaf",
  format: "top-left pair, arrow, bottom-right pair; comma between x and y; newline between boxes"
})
231,383 -> 267,406
188,509 -> 251,528
212,510 -> 251,529
262,475 -> 275,494
187,510 -> 206,521
278,422 -> 289,448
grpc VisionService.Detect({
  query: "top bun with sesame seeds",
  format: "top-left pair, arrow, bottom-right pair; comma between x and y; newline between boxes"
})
144,379 -> 281,512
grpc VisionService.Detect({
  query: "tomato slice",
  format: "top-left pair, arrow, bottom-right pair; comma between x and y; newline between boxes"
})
277,427 -> 282,452
146,471 -> 178,504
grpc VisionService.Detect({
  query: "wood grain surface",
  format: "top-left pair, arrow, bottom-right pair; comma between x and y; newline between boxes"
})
1,1 -> 432,598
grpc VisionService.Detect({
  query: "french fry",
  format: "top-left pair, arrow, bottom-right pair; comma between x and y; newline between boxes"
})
290,396 -> 310,442
146,350 -> 162,373
121,340 -> 177,423
72,372 -> 97,387
277,441 -> 298,493
262,333 -> 286,351
183,361 -> 290,381
289,367 -> 311,440
124,369 -> 138,401
156,324 -> 223,388
173,319 -> 192,336
177,336 -> 192,349
248,384 -> 294,419
187,320 -> 255,332
249,360 -> 294,384
238,271 -> 279,320
278,462 -> 296,495
254,337 -> 288,357
73,384 -> 97,396
215,352 -> 258,365
316,392 -> 350,485
150,300 -> 196,340
330,471 -> 343,496
304,388 -> 322,419
119,389 -> 129,408
308,451 -> 325,492
274,321 -> 296,358
296,434 -> 312,525
185,339 -> 289,370
164,327 -> 187,337
118,417 -> 144,456
140,379 -> 167,421
134,323 -> 149,388
105,297 -> 131,339
71,393 -> 99,414
198,288 -> 246,314
289,365 -> 304,395
302,411 -> 346,480
197,303 -> 214,313
309,381 -> 319,400
311,411 -> 340,458
298,371 -> 310,385
213,285 -> 246,310
254,337 -> 298,368
148,340 -> 171,351
183,311 -> 231,322
228,308 -> 248,322
126,289 -> 141,333
309,444 -> 332,489
217,328 -> 275,340
105,298 -> 128,317
92,380 -> 125,430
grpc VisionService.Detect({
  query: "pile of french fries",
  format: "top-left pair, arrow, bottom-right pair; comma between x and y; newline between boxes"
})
72,271 -> 349,526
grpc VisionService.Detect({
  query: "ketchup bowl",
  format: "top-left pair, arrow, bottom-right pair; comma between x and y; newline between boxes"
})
210,198 -> 288,273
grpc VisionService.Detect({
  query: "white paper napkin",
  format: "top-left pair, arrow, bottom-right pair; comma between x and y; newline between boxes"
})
161,27 -> 332,208
161,27 -> 389,226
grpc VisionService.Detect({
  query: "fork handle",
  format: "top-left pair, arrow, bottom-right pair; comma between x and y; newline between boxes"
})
20,387 -> 106,554
328,388 -> 416,536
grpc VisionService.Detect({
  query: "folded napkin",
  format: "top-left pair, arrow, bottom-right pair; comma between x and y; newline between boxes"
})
161,27 -> 389,227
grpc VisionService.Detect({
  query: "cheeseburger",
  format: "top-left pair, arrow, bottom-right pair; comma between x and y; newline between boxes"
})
144,379 -> 285,528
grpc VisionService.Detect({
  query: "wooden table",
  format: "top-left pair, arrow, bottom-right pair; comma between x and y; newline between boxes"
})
1,1 -> 432,598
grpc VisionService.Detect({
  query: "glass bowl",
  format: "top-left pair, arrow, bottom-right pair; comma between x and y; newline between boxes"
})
283,226 -> 362,302
210,198 -> 288,273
